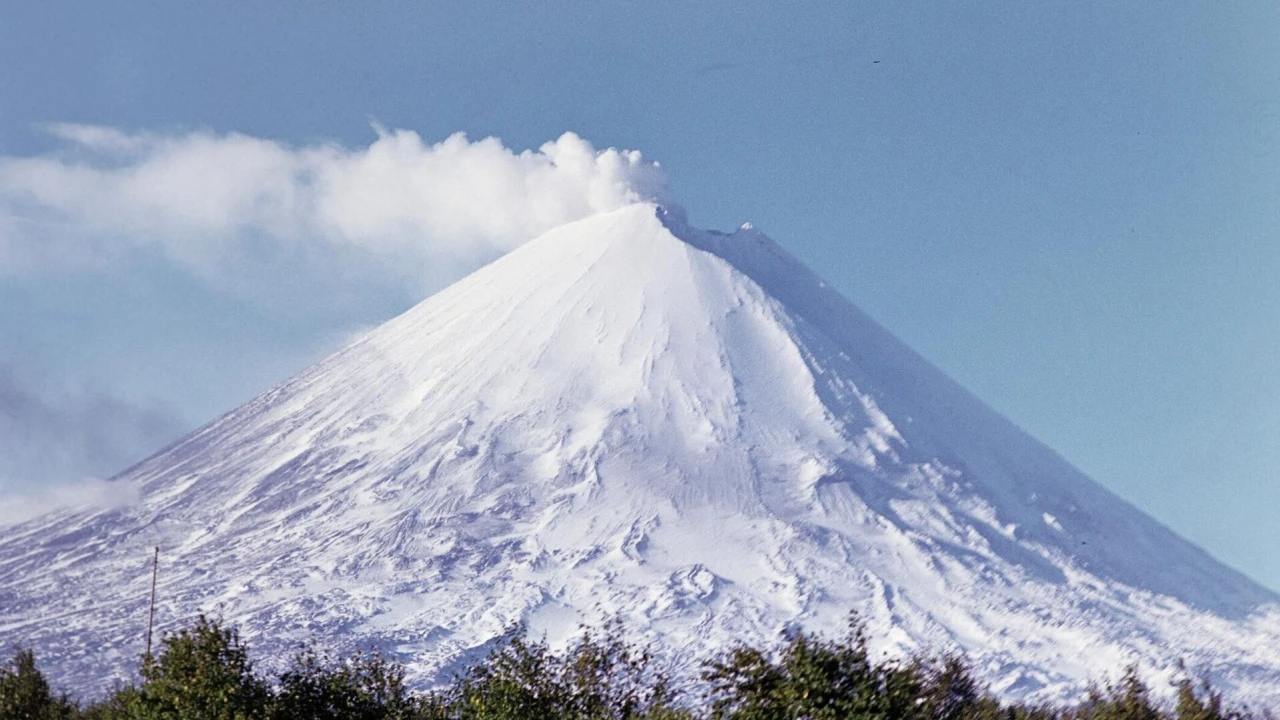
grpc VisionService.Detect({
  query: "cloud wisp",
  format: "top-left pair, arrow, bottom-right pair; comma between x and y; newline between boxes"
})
0,367 -> 180,526
0,367 -> 183,488
0,477 -> 141,527
0,125 -> 674,286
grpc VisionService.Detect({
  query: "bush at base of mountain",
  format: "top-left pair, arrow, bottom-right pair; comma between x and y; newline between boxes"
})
0,647 -> 78,720
1,615 -> 1262,720
427,619 -> 689,720
273,646 -> 417,720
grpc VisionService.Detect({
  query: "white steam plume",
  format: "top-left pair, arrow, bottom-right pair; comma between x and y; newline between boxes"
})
0,125 -> 674,282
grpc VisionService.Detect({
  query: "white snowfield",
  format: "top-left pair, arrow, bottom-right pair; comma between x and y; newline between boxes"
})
2,203 -> 1279,705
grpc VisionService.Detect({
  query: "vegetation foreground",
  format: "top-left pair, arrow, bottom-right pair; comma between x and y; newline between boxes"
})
1,615 -> 1262,720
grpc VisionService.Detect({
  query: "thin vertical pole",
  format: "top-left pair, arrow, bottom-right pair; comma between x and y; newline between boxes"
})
145,546 -> 159,663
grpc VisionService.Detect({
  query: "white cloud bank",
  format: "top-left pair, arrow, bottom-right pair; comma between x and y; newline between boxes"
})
0,125 -> 674,283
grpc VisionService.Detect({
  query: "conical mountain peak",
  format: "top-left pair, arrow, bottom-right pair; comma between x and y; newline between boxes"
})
3,205 -> 1279,704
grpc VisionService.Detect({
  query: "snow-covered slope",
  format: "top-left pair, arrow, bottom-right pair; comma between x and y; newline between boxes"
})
3,203 -> 1279,704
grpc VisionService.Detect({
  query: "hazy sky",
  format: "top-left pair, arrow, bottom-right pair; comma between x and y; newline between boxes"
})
1,1 -> 1278,591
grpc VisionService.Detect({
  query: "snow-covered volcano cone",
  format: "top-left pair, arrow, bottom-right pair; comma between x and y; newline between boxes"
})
3,203 -> 1278,704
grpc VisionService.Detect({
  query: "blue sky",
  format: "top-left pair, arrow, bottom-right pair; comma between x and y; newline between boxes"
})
1,1 -> 1278,590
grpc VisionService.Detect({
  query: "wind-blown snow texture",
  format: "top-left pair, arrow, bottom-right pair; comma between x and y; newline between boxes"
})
3,204 -> 1279,704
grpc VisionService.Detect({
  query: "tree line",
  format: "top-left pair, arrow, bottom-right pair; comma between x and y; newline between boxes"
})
0,614 -> 1260,720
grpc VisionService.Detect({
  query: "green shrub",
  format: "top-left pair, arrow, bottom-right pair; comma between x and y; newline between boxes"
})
701,618 -> 924,720
0,647 -> 78,720
438,621 -> 686,720
112,614 -> 270,720
272,646 -> 417,720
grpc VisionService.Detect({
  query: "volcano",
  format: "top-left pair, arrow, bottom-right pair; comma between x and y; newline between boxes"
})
3,203 -> 1278,703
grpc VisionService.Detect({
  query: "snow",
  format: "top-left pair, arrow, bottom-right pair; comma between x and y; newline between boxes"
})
2,203 -> 1279,705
